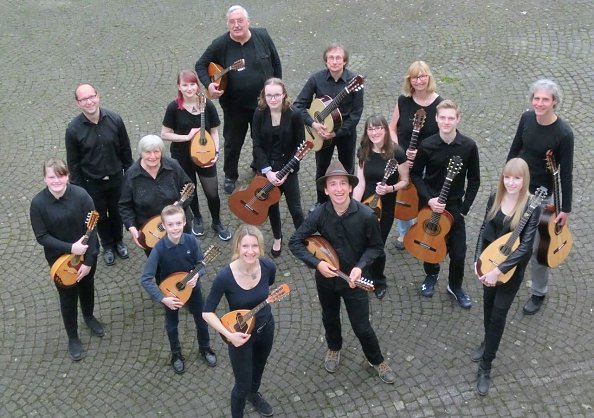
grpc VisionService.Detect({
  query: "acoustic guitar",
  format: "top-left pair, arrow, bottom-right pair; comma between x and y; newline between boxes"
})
50,210 -> 100,288
228,140 -> 313,225
403,156 -> 463,263
137,183 -> 195,250
362,158 -> 398,221
304,235 -> 374,292
394,108 -> 426,220
219,283 -> 291,344
477,187 -> 547,284
206,59 -> 246,98
190,92 -> 216,167
158,245 -> 221,304
536,150 -> 573,267
305,75 -> 364,151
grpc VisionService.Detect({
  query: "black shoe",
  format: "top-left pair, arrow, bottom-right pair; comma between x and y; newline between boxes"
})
248,392 -> 273,417
171,352 -> 185,374
270,237 -> 282,258
420,274 -> 439,297
523,295 -> 545,315
103,249 -> 115,266
212,222 -> 231,241
471,341 -> 485,362
477,361 -> 492,396
447,285 -> 472,309
224,177 -> 236,195
192,217 -> 205,236
68,337 -> 83,361
84,316 -> 105,337
115,241 -> 129,259
374,287 -> 387,300
200,347 -> 217,367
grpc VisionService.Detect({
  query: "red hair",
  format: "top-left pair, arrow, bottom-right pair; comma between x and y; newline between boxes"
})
176,70 -> 201,109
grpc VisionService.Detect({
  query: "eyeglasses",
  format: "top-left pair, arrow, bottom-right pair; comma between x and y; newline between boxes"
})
265,94 -> 283,100
411,75 -> 429,82
367,126 -> 385,132
77,94 -> 98,103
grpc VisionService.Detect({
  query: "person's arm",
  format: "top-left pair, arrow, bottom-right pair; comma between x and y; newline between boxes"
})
118,171 -> 137,231
288,210 -> 324,269
251,109 -> 270,172
461,143 -> 481,215
65,125 -> 83,185
388,101 -> 400,144
557,127 -> 574,214
30,197 -> 73,255
352,161 -> 366,201
354,210 -> 384,271
410,142 -> 431,203
507,113 -> 525,161
116,115 -> 133,171
474,193 -> 494,264
265,29 -> 282,79
497,202 -> 542,273
335,83 -> 364,136
293,76 -> 317,127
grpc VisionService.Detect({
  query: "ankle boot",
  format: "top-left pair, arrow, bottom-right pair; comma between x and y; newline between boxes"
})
477,360 -> 491,396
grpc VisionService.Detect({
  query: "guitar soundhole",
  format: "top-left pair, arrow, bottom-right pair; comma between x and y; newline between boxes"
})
423,220 -> 441,235
255,188 -> 269,201
175,282 -> 185,291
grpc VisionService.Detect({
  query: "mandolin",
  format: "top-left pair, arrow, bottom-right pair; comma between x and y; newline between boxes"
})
228,140 -> 313,225
362,158 -> 398,221
159,245 -> 221,304
304,235 -> 374,292
403,156 -> 463,263
477,187 -> 547,284
394,108 -> 425,220
137,183 -> 195,250
206,59 -> 245,98
50,210 -> 100,288
190,92 -> 217,167
219,283 -> 291,344
305,75 -> 364,151
536,150 -> 573,267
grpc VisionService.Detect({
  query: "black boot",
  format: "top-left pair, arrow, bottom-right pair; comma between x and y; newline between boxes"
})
470,341 -> 485,362
477,360 -> 492,396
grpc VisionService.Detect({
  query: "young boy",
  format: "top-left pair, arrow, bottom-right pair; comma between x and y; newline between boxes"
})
139,205 -> 216,374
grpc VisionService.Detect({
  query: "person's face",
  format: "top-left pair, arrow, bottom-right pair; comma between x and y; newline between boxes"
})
531,89 -> 556,118
238,234 -> 260,264
141,148 -> 162,169
503,174 -> 524,196
325,48 -> 346,74
227,10 -> 250,41
162,213 -> 185,240
324,176 -> 352,206
44,167 -> 69,196
75,84 -> 100,118
410,73 -> 430,92
436,108 -> 460,137
264,84 -> 284,111
366,124 -> 386,146
178,79 -> 198,99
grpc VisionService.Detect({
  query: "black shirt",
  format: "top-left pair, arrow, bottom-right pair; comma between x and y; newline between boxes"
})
30,184 -> 99,266
411,131 -> 481,215
396,94 -> 443,150
65,108 -> 133,185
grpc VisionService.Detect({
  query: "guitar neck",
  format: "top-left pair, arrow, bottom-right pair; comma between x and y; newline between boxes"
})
552,167 -> 562,214
317,88 -> 349,122
407,129 -> 421,160
276,154 -> 300,180
437,178 -> 453,205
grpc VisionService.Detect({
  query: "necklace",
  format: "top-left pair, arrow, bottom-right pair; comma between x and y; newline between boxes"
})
240,266 -> 260,280
335,207 -> 349,216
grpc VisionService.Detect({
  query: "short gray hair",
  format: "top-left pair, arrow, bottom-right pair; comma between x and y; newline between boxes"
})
529,79 -> 562,109
137,135 -> 164,156
227,5 -> 249,19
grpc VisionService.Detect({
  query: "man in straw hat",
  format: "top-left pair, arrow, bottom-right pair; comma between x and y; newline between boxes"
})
289,160 -> 396,384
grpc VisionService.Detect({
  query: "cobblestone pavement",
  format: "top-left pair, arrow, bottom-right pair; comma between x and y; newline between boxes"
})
1,0 -> 593,417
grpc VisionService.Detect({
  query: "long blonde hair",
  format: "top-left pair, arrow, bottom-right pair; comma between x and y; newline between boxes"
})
487,158 -> 531,229
231,224 -> 265,261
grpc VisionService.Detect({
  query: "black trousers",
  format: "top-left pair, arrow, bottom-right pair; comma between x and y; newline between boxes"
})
55,262 -> 97,339
314,130 -> 357,204
268,173 -> 304,239
222,106 -> 255,181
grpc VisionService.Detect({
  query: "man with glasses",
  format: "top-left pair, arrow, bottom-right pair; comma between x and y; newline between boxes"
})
65,83 -> 133,266
294,42 -> 364,211
195,5 -> 282,195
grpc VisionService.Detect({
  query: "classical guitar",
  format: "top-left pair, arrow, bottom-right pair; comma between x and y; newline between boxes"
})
190,92 -> 217,167
137,183 -> 195,250
362,158 -> 399,221
228,140 -> 313,225
206,59 -> 246,98
394,108 -> 426,220
537,150 -> 573,267
219,283 -> 291,344
305,75 -> 364,151
403,156 -> 463,263
477,187 -> 547,284
304,235 -> 375,292
50,210 -> 100,288
159,245 -> 221,304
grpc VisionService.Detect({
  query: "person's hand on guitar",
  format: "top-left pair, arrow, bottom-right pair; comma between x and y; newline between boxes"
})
312,122 -> 336,141
555,211 -> 570,226
348,267 -> 363,289
128,226 -> 144,249
76,264 -> 92,282
162,295 -> 184,310
477,265 -> 501,287
207,83 -> 223,99
405,149 -> 417,162
71,236 -> 89,256
317,260 -> 339,279
226,331 -> 251,347
186,271 -> 200,288
186,127 -> 201,142
265,170 -> 289,187
428,197 -> 446,213
375,182 -> 391,196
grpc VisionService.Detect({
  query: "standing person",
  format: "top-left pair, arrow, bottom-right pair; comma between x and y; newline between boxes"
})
203,225 -> 276,418
119,135 -> 193,252
30,158 -> 104,361
388,61 -> 443,250
289,161 -> 396,384
195,5 -> 282,195
410,100 -> 480,309
139,205 -> 217,374
161,69 -> 231,241
506,79 -> 574,315
472,158 -> 541,395
252,78 -> 305,257
65,83 -> 133,266
294,43 -> 364,211
352,115 -> 409,299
